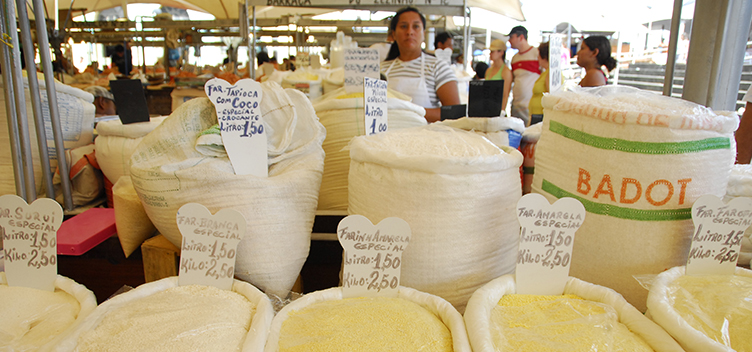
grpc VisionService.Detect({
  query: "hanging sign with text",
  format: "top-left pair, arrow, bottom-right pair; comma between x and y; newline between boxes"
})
338,215 -> 411,298
515,193 -> 585,295
177,203 -> 246,290
205,78 -> 268,177
0,195 -> 62,291
686,195 -> 752,276
549,34 -> 563,93
344,48 -> 380,93
363,77 -> 388,136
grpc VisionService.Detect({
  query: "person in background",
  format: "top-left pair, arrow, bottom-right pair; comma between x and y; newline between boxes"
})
529,42 -> 550,125
370,29 -> 395,62
381,6 -> 459,122
435,32 -> 453,51
507,25 -> 540,125
110,44 -> 132,76
288,56 -> 296,71
736,85 -> 752,164
577,35 -> 617,87
473,62 -> 488,80
485,39 -> 513,115
84,86 -> 117,117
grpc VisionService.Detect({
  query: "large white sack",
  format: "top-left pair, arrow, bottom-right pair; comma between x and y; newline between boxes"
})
312,87 -> 426,211
0,272 -> 97,352
130,81 -> 326,297
113,176 -> 156,258
348,125 -> 523,313
532,85 -> 738,311
464,274 -> 684,352
646,266 -> 752,352
52,277 -> 274,352
723,164 -> 752,267
436,116 -> 525,148
322,67 -> 344,94
94,116 -> 166,183
264,286 -> 471,352
0,72 -> 95,196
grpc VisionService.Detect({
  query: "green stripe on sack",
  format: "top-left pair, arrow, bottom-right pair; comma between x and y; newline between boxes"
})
541,179 -> 692,221
548,121 -> 730,154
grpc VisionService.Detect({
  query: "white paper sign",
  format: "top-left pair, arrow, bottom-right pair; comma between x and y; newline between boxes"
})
205,78 -> 268,177
177,203 -> 246,290
549,34 -> 563,93
0,195 -> 62,291
344,48 -> 380,94
686,195 -> 752,276
515,193 -> 585,295
297,52 -> 310,67
363,77 -> 388,136
337,215 -> 410,298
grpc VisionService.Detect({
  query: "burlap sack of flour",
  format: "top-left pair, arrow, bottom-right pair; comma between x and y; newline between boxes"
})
723,164 -> 752,267
0,72 -> 95,196
113,176 -> 156,257
532,85 -> 738,311
348,125 -> 523,313
130,81 -> 326,297
322,68 -> 344,94
436,116 -> 525,148
312,87 -> 426,211
94,116 -> 166,183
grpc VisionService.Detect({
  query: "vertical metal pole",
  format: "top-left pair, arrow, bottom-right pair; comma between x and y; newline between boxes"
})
33,0 -> 75,209
463,3 -> 471,72
251,5 -> 256,80
0,1 -> 27,198
16,0 -> 56,200
4,0 -> 37,201
613,31 -> 622,85
662,0 -> 683,97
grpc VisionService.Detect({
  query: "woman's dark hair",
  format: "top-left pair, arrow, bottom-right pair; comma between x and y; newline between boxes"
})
385,7 -> 426,61
583,36 -> 617,71
538,42 -> 549,60
474,62 -> 489,79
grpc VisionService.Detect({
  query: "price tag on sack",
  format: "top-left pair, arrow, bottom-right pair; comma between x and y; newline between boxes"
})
344,48 -> 380,94
177,203 -> 246,290
363,77 -> 388,136
205,78 -> 267,177
338,215 -> 411,298
515,193 -> 585,295
686,195 -> 752,276
0,195 -> 62,291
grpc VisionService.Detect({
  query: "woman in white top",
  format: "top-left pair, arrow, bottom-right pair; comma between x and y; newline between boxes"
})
380,7 -> 460,122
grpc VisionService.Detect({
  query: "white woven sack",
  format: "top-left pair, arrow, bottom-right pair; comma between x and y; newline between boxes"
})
281,67 -> 323,100
723,164 -> 752,267
130,81 -> 326,297
312,87 -> 426,211
646,266 -> 752,352
264,286 -> 471,352
0,272 -> 97,352
51,277 -> 275,352
113,176 -> 156,258
464,274 -> 684,352
436,116 -> 525,148
322,67 -> 344,94
0,73 -> 95,196
94,116 -> 166,183
532,86 -> 738,311
348,125 -> 523,313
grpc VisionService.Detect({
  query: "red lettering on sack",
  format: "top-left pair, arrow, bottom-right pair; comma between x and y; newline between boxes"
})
677,178 -> 692,205
619,178 -> 641,204
646,179 -> 674,206
593,174 -> 616,202
577,168 -> 591,195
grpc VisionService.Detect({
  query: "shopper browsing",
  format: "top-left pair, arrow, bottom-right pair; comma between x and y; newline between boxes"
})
381,7 -> 460,122
577,35 -> 617,87
484,39 -> 513,115
508,25 -> 540,126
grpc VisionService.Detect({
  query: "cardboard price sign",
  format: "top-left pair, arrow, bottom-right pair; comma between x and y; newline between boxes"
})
686,195 -> 752,276
0,195 -> 62,291
338,215 -> 410,298
363,77 -> 388,136
205,78 -> 267,177
515,193 -> 585,295
343,48 -> 380,93
177,203 -> 246,290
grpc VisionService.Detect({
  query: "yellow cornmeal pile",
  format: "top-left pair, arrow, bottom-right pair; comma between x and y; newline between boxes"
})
490,294 -> 654,352
668,274 -> 752,352
278,296 -> 453,352
75,285 -> 254,352
0,285 -> 80,350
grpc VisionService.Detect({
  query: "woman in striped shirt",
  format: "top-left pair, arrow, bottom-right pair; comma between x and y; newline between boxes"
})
381,7 -> 460,122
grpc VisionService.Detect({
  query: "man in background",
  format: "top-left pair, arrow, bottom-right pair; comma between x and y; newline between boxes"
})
435,32 -> 453,51
507,25 -> 540,125
84,86 -> 117,117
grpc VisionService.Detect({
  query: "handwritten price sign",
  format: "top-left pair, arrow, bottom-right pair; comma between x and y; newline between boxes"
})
515,193 -> 585,295
344,48 -> 380,93
177,203 -> 246,290
338,215 -> 410,298
549,34 -> 563,93
0,195 -> 62,291
205,78 -> 267,177
363,77 -> 388,136
686,195 -> 752,276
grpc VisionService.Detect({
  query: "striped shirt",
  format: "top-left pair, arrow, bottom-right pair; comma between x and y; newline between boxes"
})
381,53 -> 457,108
